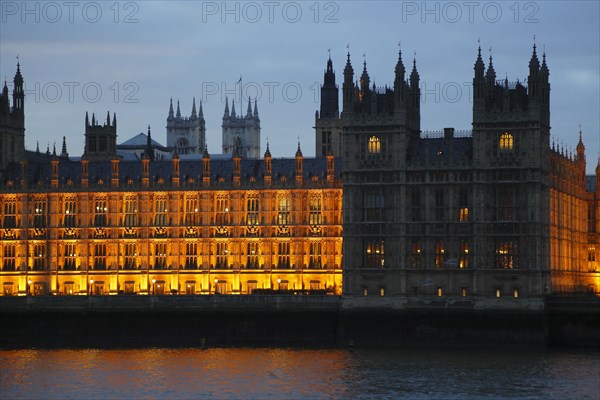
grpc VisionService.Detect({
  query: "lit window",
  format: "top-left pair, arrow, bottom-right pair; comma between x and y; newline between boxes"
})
185,242 -> 197,269
499,132 -> 514,151
363,287 -> 368,296
277,195 -> 290,225
410,240 -> 422,268
124,197 -> 138,227
64,243 -> 76,270
247,242 -> 259,269
368,136 -> 381,154
459,240 -> 469,269
3,244 -> 16,271
94,243 -> 106,270
365,239 -> 385,268
513,288 -> 519,298
379,287 -> 385,297
309,242 -> 322,268
3,199 -> 17,228
247,195 -> 259,225
435,240 -> 445,268
495,288 -> 501,298
215,194 -> 230,225
277,242 -> 290,268
496,240 -> 518,269
64,198 -> 77,227
94,198 -> 108,227
184,195 -> 199,225
154,197 -> 168,226
437,287 -> 443,297
124,243 -> 137,270
309,195 -> 322,225
216,242 -> 228,269
459,207 -> 469,222
155,243 -> 167,269
460,287 -> 468,297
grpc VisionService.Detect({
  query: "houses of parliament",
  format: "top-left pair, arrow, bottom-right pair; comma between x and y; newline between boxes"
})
0,44 -> 598,299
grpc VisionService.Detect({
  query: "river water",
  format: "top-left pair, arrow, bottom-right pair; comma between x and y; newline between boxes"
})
1,347 -> 598,399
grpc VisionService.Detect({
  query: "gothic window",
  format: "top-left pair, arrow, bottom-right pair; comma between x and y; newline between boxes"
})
3,199 -> 17,228
155,243 -> 167,269
33,199 -> 47,228
94,243 -> 106,270
154,197 -> 168,226
365,239 -> 384,268
277,242 -> 290,268
64,197 -> 77,227
459,240 -> 469,269
364,191 -> 383,222
410,240 -> 422,268
321,130 -> 332,156
185,242 -> 197,269
497,188 -> 515,221
177,138 -> 188,155
216,242 -> 228,269
499,132 -> 514,151
124,243 -> 137,270
2,244 -> 16,271
88,136 -> 96,152
434,189 -> 444,222
309,195 -> 322,225
496,240 -> 518,269
277,194 -> 290,225
435,239 -> 445,268
458,188 -> 469,222
99,136 -> 107,152
124,196 -> 138,227
309,241 -> 322,268
94,198 -> 108,227
184,195 -> 199,225
411,191 -> 421,221
367,136 -> 381,155
246,195 -> 259,225
247,242 -> 259,268
234,136 -> 243,156
215,195 -> 230,225
64,243 -> 76,270
33,243 -> 46,270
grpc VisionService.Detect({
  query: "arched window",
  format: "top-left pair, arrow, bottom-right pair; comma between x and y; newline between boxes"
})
177,138 -> 188,155
368,136 -> 381,154
499,133 -> 514,151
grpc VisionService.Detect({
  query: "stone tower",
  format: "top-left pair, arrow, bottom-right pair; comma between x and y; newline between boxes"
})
83,111 -> 117,161
0,63 -> 25,173
339,50 -> 421,294
166,98 -> 206,155
315,56 -> 342,157
471,44 -> 551,294
222,97 -> 260,159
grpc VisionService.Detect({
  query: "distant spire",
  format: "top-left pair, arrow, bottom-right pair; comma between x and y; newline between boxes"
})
61,136 -> 68,158
203,144 -> 210,158
176,100 -> 181,118
85,111 -> 89,127
247,96 -> 252,116
264,141 -> 271,158
410,56 -> 419,85
231,100 -> 236,117
52,142 -> 56,157
529,40 -> 540,71
106,111 -> 110,125
224,97 -> 230,116
486,47 -> 496,81
295,140 -> 303,157
168,97 -> 174,118
112,112 -> 117,128
91,113 -> 96,126
191,97 -> 197,118
36,141 -> 40,154
199,100 -> 204,118
253,98 -> 259,116
46,143 -> 50,155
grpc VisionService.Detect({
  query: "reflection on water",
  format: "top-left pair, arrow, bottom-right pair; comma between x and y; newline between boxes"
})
1,348 -> 598,399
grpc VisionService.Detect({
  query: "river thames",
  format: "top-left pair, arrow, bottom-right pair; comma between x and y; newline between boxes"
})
1,347 -> 598,399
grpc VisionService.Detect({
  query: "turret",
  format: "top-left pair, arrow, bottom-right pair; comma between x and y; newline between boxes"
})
342,52 -> 355,114
320,55 -> 339,119
295,141 -> 303,186
145,125 -> 155,161
12,62 -> 24,122
202,145 -> 210,187
473,45 -> 485,106
60,136 -> 69,158
191,97 -> 197,120
246,96 -> 252,117
168,98 -> 174,121
176,100 -> 181,118
394,49 -> 406,105
264,142 -> 272,186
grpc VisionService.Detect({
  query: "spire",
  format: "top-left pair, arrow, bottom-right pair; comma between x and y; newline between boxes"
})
540,49 -> 549,76
246,96 -> 252,116
253,98 -> 259,117
35,141 -> 40,153
106,110 -> 110,125
145,125 -> 155,161
199,100 -> 204,118
176,100 -> 181,118
85,111 -> 89,127
224,97 -> 230,117
395,48 -> 406,81
343,51 -> 354,81
203,144 -> 210,159
52,142 -> 56,157
112,112 -> 117,128
264,141 -> 271,158
576,126 -> 585,161
529,41 -> 540,72
91,113 -> 96,126
61,136 -> 68,158
46,143 -> 50,155
296,140 -> 303,157
168,97 -> 174,118
231,100 -> 236,117
360,54 -> 370,91
474,43 -> 485,77
485,48 -> 496,82
410,56 -> 419,86
191,97 -> 197,119
147,125 -> 152,146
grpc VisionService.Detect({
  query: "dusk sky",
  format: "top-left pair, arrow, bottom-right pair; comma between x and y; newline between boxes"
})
1,1 -> 598,172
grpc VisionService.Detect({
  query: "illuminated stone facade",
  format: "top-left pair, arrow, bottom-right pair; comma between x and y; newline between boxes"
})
0,46 -> 598,298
